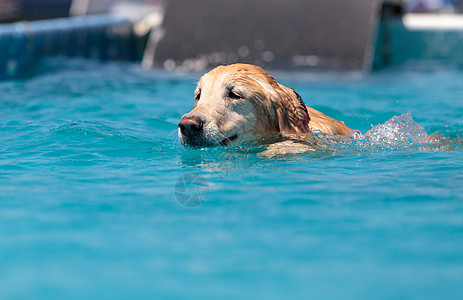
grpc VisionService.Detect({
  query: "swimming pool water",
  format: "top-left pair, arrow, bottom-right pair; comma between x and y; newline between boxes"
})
1,59 -> 462,299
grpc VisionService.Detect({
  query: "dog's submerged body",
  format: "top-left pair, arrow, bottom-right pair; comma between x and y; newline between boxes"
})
178,63 -> 352,148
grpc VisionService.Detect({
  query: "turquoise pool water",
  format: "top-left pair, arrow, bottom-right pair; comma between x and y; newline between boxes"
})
1,59 -> 462,299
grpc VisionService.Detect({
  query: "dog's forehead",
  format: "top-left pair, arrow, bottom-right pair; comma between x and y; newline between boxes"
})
199,64 -> 277,89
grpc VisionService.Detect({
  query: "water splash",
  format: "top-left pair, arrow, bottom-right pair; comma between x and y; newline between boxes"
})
316,113 -> 462,152
363,112 -> 428,144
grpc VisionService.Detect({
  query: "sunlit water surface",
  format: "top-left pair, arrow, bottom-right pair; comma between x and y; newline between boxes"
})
1,59 -> 462,299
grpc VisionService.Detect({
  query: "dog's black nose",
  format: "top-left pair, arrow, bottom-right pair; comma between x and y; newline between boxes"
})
178,116 -> 204,137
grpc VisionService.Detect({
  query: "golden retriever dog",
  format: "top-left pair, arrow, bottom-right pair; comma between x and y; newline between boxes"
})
178,63 -> 351,150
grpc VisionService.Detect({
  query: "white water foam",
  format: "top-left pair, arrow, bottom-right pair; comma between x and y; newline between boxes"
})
317,113 -> 441,151
362,112 -> 428,144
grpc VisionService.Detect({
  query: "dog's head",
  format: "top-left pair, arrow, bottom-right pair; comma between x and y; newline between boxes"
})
178,64 -> 310,147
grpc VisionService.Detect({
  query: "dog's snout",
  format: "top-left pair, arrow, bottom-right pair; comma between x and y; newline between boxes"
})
178,116 -> 204,137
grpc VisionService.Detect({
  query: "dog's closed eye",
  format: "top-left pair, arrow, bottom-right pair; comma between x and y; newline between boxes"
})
194,90 -> 201,101
227,89 -> 242,100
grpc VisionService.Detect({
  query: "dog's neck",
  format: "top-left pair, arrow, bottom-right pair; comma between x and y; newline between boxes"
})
306,106 -> 352,136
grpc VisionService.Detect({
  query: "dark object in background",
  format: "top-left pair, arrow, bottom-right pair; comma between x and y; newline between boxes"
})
0,0 -> 72,23
148,0 -> 391,70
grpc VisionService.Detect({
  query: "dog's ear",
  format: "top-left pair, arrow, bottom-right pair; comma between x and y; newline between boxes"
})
273,85 -> 310,134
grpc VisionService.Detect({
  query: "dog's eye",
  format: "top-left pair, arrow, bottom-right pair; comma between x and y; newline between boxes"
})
228,90 -> 241,100
195,91 -> 201,101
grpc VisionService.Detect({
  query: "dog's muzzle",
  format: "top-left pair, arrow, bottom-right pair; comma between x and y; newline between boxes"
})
178,116 -> 206,146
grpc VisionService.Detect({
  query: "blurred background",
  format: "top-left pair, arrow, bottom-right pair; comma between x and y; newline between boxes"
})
407,0 -> 462,12
1,0 -> 463,75
1,0 -> 462,22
